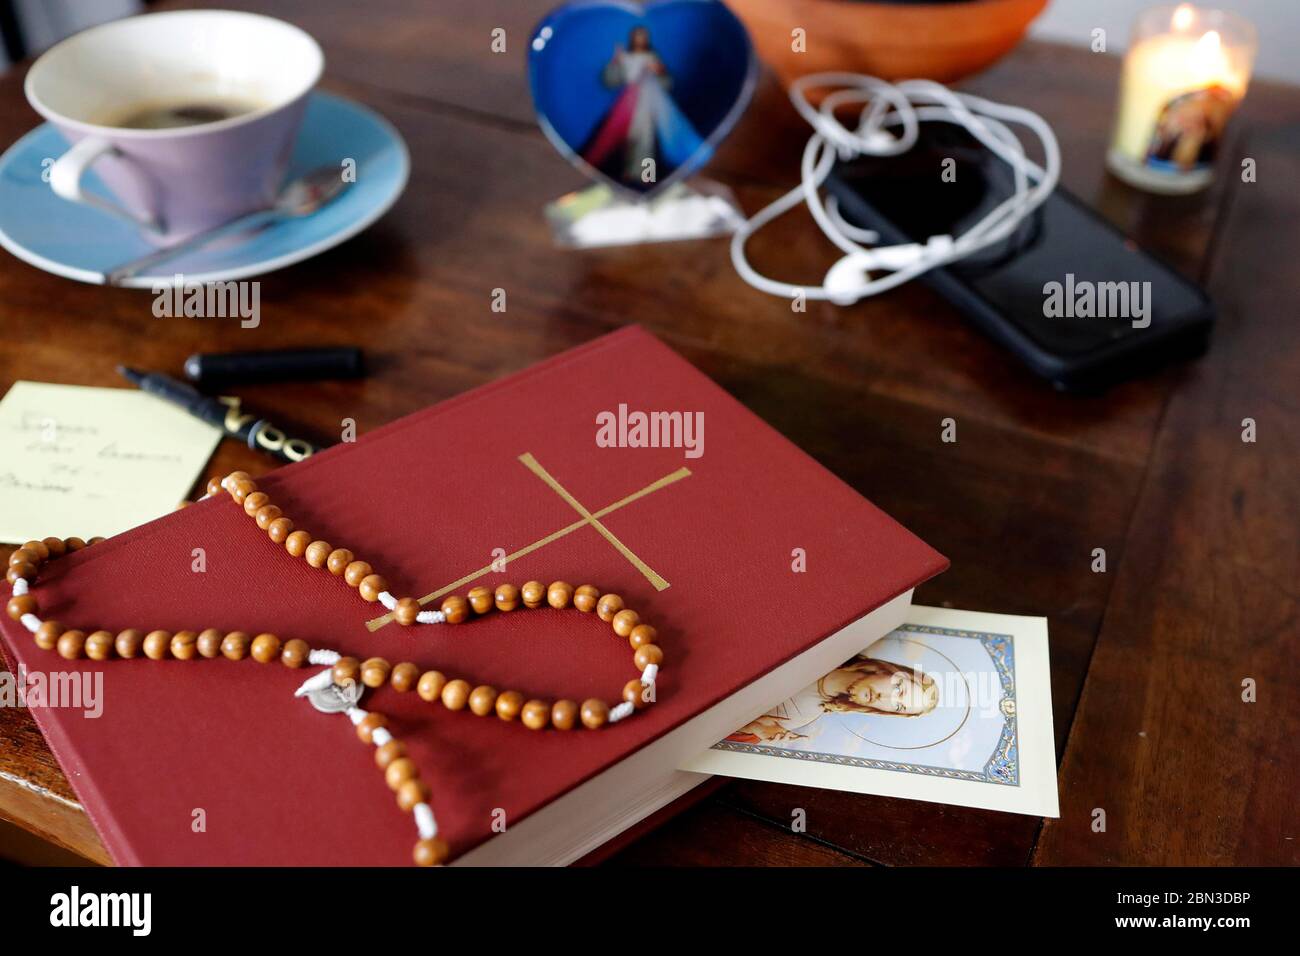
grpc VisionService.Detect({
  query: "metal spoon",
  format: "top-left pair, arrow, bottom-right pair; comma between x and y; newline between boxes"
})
105,166 -> 350,286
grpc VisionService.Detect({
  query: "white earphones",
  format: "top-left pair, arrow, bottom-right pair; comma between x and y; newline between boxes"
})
730,73 -> 1061,306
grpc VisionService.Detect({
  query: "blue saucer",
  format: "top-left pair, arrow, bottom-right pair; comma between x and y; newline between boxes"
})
0,91 -> 409,287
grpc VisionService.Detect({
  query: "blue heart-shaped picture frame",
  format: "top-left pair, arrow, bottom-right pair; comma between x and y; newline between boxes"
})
528,0 -> 757,200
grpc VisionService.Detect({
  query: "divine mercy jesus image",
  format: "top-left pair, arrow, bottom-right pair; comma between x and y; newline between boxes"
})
580,24 -> 707,189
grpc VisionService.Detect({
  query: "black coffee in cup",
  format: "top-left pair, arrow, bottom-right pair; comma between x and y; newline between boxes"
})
101,98 -> 264,130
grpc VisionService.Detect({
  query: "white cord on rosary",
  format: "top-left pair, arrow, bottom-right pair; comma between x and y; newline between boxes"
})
608,701 -> 635,723
730,73 -> 1060,306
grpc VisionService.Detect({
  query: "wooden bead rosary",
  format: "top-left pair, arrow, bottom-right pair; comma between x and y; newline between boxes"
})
4,471 -> 664,867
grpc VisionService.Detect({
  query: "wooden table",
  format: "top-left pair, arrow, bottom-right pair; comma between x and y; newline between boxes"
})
1,0 -> 1295,867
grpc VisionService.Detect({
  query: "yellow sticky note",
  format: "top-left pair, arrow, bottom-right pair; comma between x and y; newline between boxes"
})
0,381 -> 223,543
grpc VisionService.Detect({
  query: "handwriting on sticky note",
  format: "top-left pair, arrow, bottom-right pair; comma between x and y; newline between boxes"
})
0,381 -> 223,542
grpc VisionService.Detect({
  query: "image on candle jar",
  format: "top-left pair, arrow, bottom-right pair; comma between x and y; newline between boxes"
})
1146,85 -> 1236,171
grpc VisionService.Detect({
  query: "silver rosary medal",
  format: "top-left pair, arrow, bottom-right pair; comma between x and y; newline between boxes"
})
307,678 -> 363,714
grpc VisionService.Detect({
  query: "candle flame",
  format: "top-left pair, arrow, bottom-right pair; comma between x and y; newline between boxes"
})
1194,29 -> 1223,60
1172,4 -> 1196,31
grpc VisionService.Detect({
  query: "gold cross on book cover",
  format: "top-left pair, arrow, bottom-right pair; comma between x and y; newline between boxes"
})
365,453 -> 691,631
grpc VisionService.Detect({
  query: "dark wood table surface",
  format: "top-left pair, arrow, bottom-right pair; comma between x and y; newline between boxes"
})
1,0 -> 1296,867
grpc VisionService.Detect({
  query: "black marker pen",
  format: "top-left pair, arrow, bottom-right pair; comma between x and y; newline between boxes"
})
118,366 -> 322,464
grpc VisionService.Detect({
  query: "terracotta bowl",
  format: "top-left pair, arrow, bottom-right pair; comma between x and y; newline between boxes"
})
728,0 -> 1049,88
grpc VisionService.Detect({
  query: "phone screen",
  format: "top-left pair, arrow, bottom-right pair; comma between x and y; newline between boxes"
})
828,124 -> 1211,357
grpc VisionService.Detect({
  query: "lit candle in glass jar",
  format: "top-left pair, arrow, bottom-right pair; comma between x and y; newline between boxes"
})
1108,4 -> 1256,194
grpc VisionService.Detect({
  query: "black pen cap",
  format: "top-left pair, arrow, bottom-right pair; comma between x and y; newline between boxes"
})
184,347 -> 365,386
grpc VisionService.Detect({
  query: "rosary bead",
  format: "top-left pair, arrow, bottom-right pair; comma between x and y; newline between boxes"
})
85,630 -> 115,661
391,662 -> 420,692
394,598 -> 421,627
611,609 -> 640,638
628,624 -> 658,650
573,585 -> 600,613
206,476 -> 225,497
220,631 -> 251,661
224,470 -> 251,488
193,629 -> 220,659
7,562 -> 36,585
57,630 -> 86,660
266,517 -> 294,544
87,537 -> 105,546
35,620 -> 64,651
242,491 -> 270,516
254,505 -> 282,531
6,595 -> 37,620
580,698 -> 609,729
281,638 -> 310,668
334,657 -> 361,685
171,630 -> 199,660
64,536 -> 86,552
623,679 -> 650,709
551,699 -> 579,730
521,699 -> 550,730
115,629 -> 143,658
229,478 -> 257,504
357,712 -> 388,745
22,540 -> 50,561
285,531 -> 312,558
495,690 -> 524,721
596,593 -> 624,622
493,583 -> 520,611
413,837 -> 450,867
384,756 -> 417,789
467,586 -> 494,614
520,580 -> 546,608
417,670 -> 447,702
358,574 -> 388,603
468,685 -> 498,716
633,644 -> 664,670
361,657 -> 391,688
344,560 -> 372,587
441,679 -> 470,711
143,630 -> 172,660
250,633 -> 281,663
42,537 -> 67,558
396,779 -> 429,812
142,630 -> 167,658
440,595 -> 469,624
326,548 -> 354,576
547,581 -> 574,610
9,547 -> 39,568
304,540 -> 332,568
375,739 -> 406,769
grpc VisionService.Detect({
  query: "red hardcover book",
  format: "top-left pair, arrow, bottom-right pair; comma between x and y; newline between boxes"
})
0,327 -> 945,865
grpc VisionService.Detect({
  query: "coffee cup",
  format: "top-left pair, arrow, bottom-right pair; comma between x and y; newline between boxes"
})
24,9 -> 323,244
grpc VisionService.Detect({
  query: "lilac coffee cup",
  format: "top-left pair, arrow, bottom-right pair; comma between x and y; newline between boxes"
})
25,10 -> 323,245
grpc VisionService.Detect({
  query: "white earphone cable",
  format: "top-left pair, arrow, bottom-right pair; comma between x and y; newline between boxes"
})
730,73 -> 1061,305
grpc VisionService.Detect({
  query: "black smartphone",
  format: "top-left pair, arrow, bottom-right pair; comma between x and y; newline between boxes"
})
825,123 -> 1215,391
